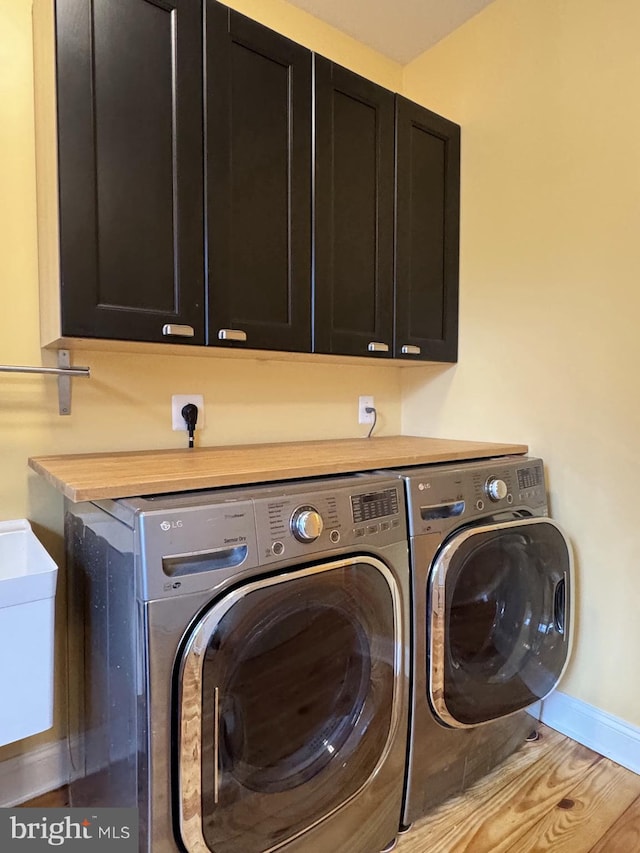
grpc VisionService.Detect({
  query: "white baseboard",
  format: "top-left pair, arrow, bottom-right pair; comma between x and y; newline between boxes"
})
539,691 -> 640,775
0,739 -> 70,807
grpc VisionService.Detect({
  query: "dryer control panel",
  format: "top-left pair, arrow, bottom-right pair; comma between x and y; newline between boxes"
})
398,456 -> 548,538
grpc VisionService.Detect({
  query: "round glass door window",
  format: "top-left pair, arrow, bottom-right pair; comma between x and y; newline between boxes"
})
429,518 -> 572,727
177,557 -> 401,853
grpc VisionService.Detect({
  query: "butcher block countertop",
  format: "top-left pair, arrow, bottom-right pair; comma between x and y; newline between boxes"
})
29,435 -> 528,502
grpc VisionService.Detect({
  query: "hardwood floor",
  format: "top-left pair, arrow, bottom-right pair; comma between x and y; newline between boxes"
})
21,725 -> 640,852
396,725 -> 640,853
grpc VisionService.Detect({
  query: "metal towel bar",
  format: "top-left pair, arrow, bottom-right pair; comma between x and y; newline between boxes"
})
0,350 -> 90,415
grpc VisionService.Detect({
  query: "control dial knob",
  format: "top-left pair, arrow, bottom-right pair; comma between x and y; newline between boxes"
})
290,505 -> 324,542
485,477 -> 508,502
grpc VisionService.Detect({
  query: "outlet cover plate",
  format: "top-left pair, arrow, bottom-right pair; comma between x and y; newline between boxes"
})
358,395 -> 375,425
172,394 -> 205,430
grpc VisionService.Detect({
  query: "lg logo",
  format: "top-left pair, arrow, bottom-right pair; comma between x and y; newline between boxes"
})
160,520 -> 183,531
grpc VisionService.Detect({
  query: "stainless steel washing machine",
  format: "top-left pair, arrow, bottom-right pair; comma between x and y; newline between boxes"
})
65,473 -> 410,853
387,456 -> 573,827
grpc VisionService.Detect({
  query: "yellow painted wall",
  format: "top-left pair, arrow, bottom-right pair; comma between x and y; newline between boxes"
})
0,0 -> 403,765
402,0 -> 640,725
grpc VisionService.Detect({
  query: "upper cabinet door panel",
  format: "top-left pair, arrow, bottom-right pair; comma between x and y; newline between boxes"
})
206,1 -> 312,353
394,96 -> 460,362
314,58 -> 395,358
56,0 -> 205,343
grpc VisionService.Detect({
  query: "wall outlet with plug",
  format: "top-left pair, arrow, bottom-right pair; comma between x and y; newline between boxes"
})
358,395 -> 375,425
172,395 -> 205,430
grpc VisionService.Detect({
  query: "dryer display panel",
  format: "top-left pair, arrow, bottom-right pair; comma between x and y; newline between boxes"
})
428,518 -> 572,728
176,557 -> 402,853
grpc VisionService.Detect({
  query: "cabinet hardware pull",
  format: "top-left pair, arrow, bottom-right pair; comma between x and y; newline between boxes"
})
401,345 -> 421,355
218,329 -> 248,342
162,324 -> 195,337
367,342 -> 389,353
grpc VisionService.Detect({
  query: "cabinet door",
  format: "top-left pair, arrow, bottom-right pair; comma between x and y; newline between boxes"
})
206,2 -> 312,353
395,96 -> 460,362
55,0 -> 205,344
314,58 -> 395,358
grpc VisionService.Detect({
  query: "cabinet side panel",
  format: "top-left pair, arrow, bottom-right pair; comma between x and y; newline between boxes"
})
33,0 -> 62,347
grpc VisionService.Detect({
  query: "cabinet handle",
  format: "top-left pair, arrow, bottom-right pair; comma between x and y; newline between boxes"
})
367,342 -> 389,353
218,329 -> 247,342
401,345 -> 421,355
162,324 -> 195,338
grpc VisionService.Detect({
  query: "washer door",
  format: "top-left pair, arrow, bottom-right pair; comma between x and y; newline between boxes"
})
429,517 -> 573,728
176,556 -> 402,853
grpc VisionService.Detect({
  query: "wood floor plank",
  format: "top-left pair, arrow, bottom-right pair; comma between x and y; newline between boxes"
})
398,734 -> 601,853
506,757 -> 640,853
588,793 -> 640,853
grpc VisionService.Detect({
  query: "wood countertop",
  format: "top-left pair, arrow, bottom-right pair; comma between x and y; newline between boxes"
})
29,435 -> 528,502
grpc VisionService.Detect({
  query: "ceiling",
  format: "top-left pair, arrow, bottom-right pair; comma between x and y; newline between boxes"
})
285,0 -> 497,64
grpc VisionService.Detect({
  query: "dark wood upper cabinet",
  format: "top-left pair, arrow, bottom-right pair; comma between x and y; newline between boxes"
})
37,1 -> 459,363
394,96 -> 460,362
313,62 -> 460,363
314,57 -> 395,358
205,1 -> 312,352
50,0 -> 205,344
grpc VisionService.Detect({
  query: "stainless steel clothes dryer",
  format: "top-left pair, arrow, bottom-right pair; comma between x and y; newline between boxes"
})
65,474 -> 410,853
390,456 -> 573,826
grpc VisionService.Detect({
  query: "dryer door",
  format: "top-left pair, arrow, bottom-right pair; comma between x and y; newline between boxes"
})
176,556 -> 402,853
429,517 -> 573,728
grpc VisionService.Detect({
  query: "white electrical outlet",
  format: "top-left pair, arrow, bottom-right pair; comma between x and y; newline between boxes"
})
172,394 -> 205,430
358,395 -> 375,425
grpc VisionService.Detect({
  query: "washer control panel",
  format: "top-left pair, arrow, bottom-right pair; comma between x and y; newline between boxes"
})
351,487 -> 399,524
254,476 -> 405,563
399,456 -> 548,537
124,474 -> 406,598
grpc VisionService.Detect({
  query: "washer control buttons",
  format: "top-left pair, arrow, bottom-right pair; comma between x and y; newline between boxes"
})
290,505 -> 324,542
485,477 -> 508,502
329,529 -> 341,543
271,541 -> 285,556
476,499 -> 485,511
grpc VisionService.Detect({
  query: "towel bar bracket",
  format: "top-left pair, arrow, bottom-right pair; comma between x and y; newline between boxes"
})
57,350 -> 72,415
0,350 -> 91,415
